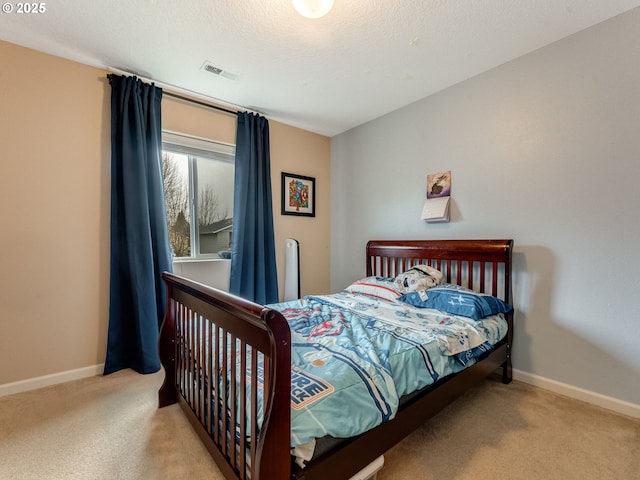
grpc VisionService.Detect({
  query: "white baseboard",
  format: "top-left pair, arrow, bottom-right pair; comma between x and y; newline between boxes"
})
0,364 -> 105,398
513,369 -> 640,419
2,365 -> 638,420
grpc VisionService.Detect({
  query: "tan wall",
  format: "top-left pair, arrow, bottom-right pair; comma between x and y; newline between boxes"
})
0,40 -> 330,386
0,41 -> 111,385
270,122 -> 331,297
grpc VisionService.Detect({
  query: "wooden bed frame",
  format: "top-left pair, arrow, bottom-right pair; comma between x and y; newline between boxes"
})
158,239 -> 514,480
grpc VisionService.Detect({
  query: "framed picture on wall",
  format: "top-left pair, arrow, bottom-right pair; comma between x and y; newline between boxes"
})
281,172 -> 315,217
427,170 -> 451,198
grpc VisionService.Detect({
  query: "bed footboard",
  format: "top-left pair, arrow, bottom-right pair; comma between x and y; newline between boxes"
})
158,273 -> 292,480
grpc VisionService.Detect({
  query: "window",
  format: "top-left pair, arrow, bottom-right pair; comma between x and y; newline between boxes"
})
162,132 -> 235,259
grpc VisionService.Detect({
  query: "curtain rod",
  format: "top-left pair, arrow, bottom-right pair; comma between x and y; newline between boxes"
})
163,92 -> 237,116
107,67 -> 256,117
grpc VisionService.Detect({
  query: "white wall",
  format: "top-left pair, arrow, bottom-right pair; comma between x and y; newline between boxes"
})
172,260 -> 231,291
331,8 -> 640,407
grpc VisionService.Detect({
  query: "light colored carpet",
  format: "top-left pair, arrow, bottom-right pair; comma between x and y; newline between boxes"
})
0,369 -> 637,480
379,379 -> 639,480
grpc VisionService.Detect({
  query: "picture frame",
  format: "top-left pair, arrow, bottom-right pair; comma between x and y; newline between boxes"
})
281,172 -> 315,217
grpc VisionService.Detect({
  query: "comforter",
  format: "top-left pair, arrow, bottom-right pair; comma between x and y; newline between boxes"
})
263,291 -> 508,451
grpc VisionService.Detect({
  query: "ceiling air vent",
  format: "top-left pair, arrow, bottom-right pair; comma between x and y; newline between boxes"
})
201,61 -> 238,81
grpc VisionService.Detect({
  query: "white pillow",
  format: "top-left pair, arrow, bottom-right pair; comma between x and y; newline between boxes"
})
345,277 -> 401,302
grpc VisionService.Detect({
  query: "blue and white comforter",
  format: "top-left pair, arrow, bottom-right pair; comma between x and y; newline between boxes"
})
265,291 -> 507,450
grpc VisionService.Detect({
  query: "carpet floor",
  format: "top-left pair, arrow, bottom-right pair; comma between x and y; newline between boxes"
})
0,369 -> 637,480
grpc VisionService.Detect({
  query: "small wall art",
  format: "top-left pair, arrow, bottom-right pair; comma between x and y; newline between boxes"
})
426,170 -> 451,198
422,170 -> 451,222
281,172 -> 315,217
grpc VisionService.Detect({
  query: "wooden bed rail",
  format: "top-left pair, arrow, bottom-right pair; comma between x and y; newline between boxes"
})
158,272 -> 291,480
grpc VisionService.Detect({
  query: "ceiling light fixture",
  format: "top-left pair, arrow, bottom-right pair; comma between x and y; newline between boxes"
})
292,0 -> 334,19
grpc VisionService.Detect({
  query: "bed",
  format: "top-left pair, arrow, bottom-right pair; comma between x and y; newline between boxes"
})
158,239 -> 514,480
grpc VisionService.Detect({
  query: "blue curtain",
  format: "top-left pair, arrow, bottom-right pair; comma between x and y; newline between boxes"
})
229,112 -> 279,304
104,74 -> 173,375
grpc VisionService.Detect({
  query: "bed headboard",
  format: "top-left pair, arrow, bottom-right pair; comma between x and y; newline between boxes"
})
366,239 -> 514,304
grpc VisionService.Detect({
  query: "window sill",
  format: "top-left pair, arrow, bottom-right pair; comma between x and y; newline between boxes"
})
172,257 -> 230,264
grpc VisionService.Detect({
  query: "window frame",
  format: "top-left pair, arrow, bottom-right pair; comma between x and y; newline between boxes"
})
162,130 -> 235,261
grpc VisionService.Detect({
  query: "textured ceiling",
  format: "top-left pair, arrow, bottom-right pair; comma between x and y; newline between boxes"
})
1,1 -> 639,136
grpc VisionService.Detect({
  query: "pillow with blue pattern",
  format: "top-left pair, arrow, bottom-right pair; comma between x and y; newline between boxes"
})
399,284 -> 512,320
